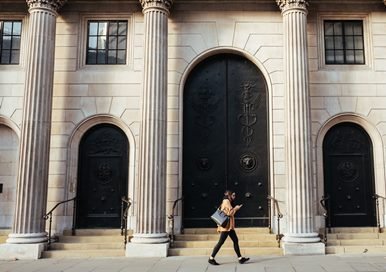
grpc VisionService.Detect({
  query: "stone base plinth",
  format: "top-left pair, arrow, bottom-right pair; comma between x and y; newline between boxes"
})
0,243 -> 45,260
126,242 -> 169,257
283,242 -> 325,255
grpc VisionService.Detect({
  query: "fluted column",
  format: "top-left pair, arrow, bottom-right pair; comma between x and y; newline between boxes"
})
126,0 -> 172,257
6,0 -> 66,246
276,0 -> 323,255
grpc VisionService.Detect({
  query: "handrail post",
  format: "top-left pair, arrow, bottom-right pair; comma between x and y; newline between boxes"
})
48,214 -> 52,248
320,195 -> 329,244
72,199 -> 76,236
267,195 -> 283,248
168,197 -> 183,248
373,194 -> 381,233
44,196 -> 77,248
267,196 -> 272,234
120,196 -> 131,248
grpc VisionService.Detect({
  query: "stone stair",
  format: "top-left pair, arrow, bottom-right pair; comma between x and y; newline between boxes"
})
42,229 -> 131,258
0,229 -> 10,244
325,227 -> 386,254
168,228 -> 282,256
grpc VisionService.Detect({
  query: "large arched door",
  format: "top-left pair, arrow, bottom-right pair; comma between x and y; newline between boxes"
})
183,53 -> 269,228
76,124 -> 128,228
323,122 -> 376,227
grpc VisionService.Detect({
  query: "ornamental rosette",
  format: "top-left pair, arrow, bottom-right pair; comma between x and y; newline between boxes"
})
26,0 -> 67,12
140,0 -> 173,14
276,0 -> 309,12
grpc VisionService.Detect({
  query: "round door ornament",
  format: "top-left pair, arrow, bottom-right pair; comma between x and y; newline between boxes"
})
197,157 -> 211,170
240,154 -> 257,172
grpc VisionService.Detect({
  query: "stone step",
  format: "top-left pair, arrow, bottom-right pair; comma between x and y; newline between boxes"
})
326,246 -> 386,254
49,242 -> 124,250
327,233 -> 381,240
58,235 -> 123,243
168,247 -> 282,256
42,249 -> 125,258
63,229 -> 132,236
173,240 -> 278,248
0,229 -> 10,244
183,228 -> 270,234
327,239 -> 385,246
175,233 -> 276,241
322,227 -> 380,234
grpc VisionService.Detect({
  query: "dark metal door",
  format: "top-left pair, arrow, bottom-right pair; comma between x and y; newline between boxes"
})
323,122 -> 376,227
76,124 -> 128,228
183,54 -> 269,228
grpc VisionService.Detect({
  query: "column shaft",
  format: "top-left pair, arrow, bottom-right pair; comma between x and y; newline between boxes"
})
277,0 -> 321,248
130,1 -> 171,245
7,5 -> 58,244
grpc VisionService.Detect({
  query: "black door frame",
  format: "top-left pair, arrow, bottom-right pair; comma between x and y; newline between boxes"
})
323,122 -> 376,227
182,52 -> 270,228
76,123 -> 129,228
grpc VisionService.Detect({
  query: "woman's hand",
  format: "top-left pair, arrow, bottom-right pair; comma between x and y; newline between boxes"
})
234,204 -> 243,211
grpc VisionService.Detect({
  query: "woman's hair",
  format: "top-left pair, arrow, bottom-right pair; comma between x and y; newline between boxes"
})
224,190 -> 234,201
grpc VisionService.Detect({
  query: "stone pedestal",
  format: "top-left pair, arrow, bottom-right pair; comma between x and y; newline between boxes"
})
5,0 -> 66,259
277,0 -> 324,255
0,243 -> 45,260
126,0 -> 173,257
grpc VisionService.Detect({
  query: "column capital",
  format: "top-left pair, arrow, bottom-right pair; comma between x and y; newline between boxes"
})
276,0 -> 308,13
26,0 -> 67,12
140,0 -> 173,14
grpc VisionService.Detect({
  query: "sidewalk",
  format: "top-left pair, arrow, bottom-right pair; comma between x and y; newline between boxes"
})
1,254 -> 386,272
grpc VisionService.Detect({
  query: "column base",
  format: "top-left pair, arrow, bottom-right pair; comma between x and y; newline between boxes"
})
6,232 -> 48,244
0,243 -> 45,260
126,242 -> 169,257
283,242 -> 325,255
127,233 -> 169,257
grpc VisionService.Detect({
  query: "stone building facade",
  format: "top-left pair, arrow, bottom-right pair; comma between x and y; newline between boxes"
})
0,0 -> 386,259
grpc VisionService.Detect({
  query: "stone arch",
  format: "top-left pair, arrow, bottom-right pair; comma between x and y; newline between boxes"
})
315,113 -> 385,226
0,116 -> 20,228
66,114 -> 136,229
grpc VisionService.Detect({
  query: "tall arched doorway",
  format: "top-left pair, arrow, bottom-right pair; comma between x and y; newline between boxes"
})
76,124 -> 129,228
0,124 -> 18,228
183,53 -> 269,228
323,122 -> 376,227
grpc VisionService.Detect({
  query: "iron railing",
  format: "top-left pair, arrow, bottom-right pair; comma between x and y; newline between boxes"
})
267,195 -> 283,247
43,196 -> 76,248
168,197 -> 184,247
121,196 -> 132,247
373,194 -> 386,233
320,195 -> 330,243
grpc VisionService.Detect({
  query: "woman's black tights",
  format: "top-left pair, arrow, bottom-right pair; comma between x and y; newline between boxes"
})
210,229 -> 241,258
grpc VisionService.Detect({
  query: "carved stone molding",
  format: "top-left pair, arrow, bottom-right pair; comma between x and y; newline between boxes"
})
140,0 -> 173,14
26,0 -> 67,12
276,0 -> 308,13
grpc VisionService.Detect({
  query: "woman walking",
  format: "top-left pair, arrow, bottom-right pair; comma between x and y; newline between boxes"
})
208,190 -> 250,265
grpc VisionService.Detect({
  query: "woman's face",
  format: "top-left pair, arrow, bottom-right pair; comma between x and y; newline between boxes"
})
231,193 -> 236,200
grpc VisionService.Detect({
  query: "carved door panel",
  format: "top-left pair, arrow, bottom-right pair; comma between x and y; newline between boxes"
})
323,122 -> 376,227
77,124 -> 128,228
183,54 -> 269,228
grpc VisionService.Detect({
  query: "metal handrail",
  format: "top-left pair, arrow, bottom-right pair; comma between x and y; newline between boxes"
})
168,197 -> 184,247
373,194 -> 386,233
320,195 -> 329,243
121,196 -> 132,247
267,195 -> 283,248
43,196 -> 76,248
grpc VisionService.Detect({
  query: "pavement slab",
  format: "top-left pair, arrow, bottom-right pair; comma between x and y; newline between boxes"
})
1,255 -> 386,272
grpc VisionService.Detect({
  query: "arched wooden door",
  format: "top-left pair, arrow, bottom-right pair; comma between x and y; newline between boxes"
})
323,122 -> 376,227
76,124 -> 128,228
183,53 -> 269,228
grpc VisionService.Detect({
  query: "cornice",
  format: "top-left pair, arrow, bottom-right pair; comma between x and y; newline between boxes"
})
140,0 -> 173,14
276,0 -> 309,13
26,0 -> 67,12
